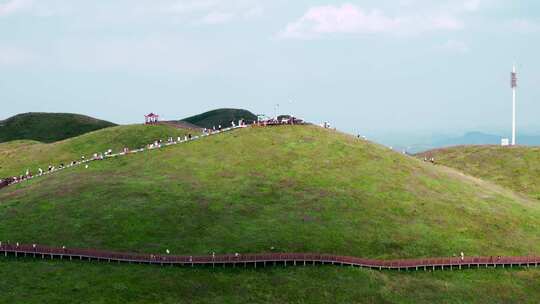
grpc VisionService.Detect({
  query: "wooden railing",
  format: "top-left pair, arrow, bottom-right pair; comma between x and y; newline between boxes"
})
1,244 -> 538,271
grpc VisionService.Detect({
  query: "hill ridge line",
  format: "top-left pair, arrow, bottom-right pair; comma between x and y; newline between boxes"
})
1,243 -> 539,272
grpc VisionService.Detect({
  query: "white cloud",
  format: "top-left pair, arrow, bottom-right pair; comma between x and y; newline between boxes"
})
280,4 -> 464,39
0,0 -> 64,18
0,0 -> 33,17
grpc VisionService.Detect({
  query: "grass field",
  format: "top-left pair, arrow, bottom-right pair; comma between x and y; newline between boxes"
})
1,126 -> 539,257
418,145 -> 540,200
1,257 -> 539,303
0,112 -> 116,143
1,125 -> 539,303
0,124 -> 193,178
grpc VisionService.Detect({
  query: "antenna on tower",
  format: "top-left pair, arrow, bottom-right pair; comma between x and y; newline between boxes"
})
511,63 -> 517,146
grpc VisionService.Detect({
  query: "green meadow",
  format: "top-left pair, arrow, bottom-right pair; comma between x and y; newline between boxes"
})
418,145 -> 540,200
1,125 -> 539,303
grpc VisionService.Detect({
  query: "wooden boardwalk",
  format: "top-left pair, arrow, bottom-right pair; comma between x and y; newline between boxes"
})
1,244 -> 539,271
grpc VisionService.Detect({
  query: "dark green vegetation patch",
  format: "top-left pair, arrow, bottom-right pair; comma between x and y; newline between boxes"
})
181,108 -> 257,129
0,112 -> 116,144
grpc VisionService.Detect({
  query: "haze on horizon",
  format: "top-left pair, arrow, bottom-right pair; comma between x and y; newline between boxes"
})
1,0 -> 539,144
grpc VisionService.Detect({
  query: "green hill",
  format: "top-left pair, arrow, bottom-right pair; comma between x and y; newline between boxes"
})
0,112 -> 116,144
1,126 -> 540,303
417,145 -> 540,200
0,124 -> 193,178
181,108 -> 257,129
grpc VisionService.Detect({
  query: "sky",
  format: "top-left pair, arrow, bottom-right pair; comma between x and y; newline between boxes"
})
1,0 -> 540,142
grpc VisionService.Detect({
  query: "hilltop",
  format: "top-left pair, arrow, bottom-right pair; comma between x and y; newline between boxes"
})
1,125 -> 540,302
418,145 -> 540,200
0,113 -> 116,144
180,108 -> 257,129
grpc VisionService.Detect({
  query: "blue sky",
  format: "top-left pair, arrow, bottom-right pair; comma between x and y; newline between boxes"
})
1,0 -> 539,141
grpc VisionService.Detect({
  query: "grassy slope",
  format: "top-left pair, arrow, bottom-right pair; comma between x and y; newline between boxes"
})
0,140 -> 42,151
1,126 -> 539,257
0,112 -> 116,143
182,108 -> 257,129
1,126 -> 540,303
1,258 -> 539,304
418,145 -> 540,200
0,124 -> 193,177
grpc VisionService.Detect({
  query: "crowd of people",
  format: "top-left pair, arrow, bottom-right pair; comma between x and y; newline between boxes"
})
256,115 -> 305,126
0,116 -> 314,190
0,120 -> 254,190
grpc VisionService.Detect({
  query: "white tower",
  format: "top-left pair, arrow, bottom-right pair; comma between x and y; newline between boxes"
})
511,64 -> 518,146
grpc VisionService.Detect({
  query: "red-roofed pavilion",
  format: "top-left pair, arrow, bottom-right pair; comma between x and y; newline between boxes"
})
144,113 -> 160,124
